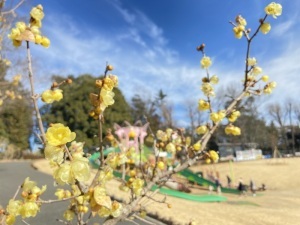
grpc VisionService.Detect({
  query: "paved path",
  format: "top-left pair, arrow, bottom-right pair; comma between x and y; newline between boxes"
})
0,161 -> 165,225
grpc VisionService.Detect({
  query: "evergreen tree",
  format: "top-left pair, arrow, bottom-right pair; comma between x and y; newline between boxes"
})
0,61 -> 33,152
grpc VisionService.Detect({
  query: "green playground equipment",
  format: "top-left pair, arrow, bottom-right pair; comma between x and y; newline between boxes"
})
112,170 -> 227,202
179,169 -> 240,194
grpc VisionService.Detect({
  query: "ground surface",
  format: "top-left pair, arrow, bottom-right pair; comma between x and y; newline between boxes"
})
3,158 -> 300,225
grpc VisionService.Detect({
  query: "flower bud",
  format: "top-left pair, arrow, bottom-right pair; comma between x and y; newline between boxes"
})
106,65 -> 114,71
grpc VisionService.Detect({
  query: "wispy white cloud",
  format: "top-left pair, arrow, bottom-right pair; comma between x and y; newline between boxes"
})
272,20 -> 295,37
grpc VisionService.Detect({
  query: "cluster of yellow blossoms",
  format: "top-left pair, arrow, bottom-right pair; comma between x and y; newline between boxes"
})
89,65 -> 118,119
44,123 -> 91,185
245,57 -> 277,94
55,184 -> 123,221
232,2 -> 282,39
44,122 -> 125,220
198,50 -> 241,139
3,178 -> 46,225
156,128 -> 185,154
41,79 -> 72,104
8,5 -> 50,48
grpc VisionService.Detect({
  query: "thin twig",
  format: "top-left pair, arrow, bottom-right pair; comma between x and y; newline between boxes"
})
12,185 -> 21,200
2,0 -> 25,15
21,219 -> 30,225
37,196 -> 78,204
56,219 -> 70,225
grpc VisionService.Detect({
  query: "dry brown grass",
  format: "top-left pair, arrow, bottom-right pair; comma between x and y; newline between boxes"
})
32,157 -> 300,225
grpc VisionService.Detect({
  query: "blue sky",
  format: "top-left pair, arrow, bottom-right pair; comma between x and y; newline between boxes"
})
8,0 -> 300,126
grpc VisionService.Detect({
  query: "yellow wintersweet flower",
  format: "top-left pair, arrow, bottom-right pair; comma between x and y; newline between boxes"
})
54,189 -> 65,200
262,75 -> 269,82
210,112 -> 220,123
200,56 -> 212,69
34,34 -> 42,44
260,23 -> 271,34
269,81 -> 277,88
45,123 -> 76,146
71,158 -> 90,182
263,87 -> 272,94
247,57 -> 257,66
263,81 -> 276,94
209,150 -> 219,163
6,200 -> 22,216
132,178 -> 144,196
198,99 -> 210,111
98,206 -> 111,218
193,142 -> 201,151
233,25 -> 244,39
44,144 -> 64,164
12,74 -> 22,86
30,26 -> 40,35
232,127 -> 241,136
218,110 -> 226,120
228,110 -> 241,122
8,28 -> 21,40
225,124 -> 241,136
156,130 -> 168,142
210,110 -> 226,123
107,153 -> 119,169
236,15 -> 247,26
111,201 -> 123,218
196,125 -> 208,135
102,77 -> 115,91
201,83 -> 215,96
16,22 -> 26,32
108,74 -> 118,87
53,162 -> 73,185
19,202 -> 39,218
93,187 -> 112,213
69,141 -> 84,158
205,158 -> 211,164
41,89 -> 63,103
41,36 -> 50,48
210,75 -> 219,84
166,142 -> 176,153
265,2 -> 282,19
6,215 -> 16,225
63,209 -> 75,221
22,177 -> 36,192
30,5 -> 44,21
252,66 -> 262,75
100,89 -> 115,107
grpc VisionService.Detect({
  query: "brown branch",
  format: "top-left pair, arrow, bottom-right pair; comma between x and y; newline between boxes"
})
26,41 -> 46,144
37,196 -> 78,204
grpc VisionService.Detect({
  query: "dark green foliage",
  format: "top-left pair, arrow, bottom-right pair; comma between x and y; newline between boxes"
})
0,93 -> 33,150
41,74 -> 132,150
0,61 -> 33,151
